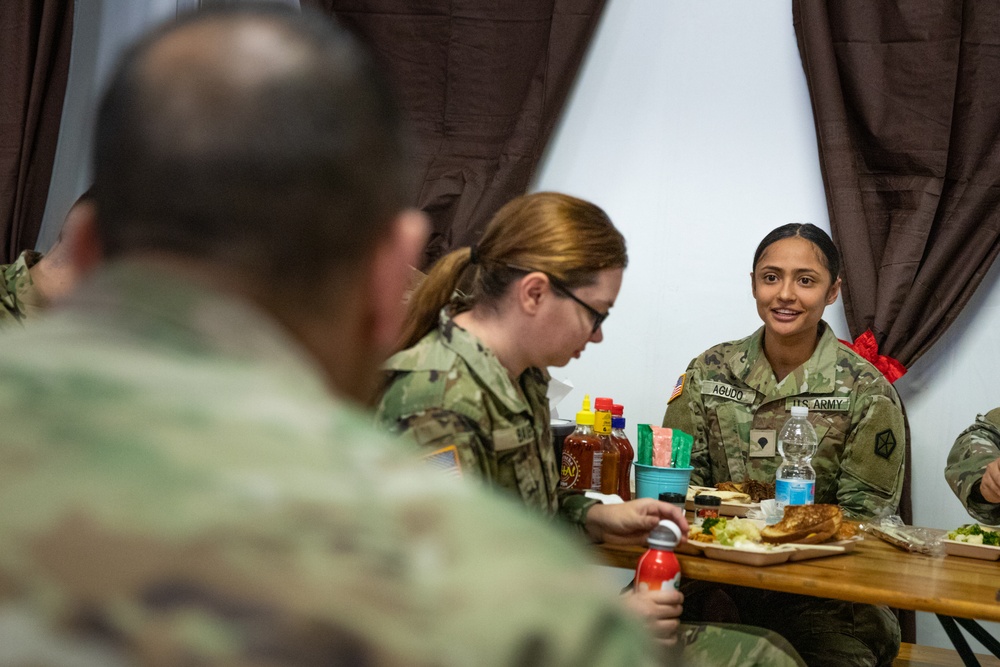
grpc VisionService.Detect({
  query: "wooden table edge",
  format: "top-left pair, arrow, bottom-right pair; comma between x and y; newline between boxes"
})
595,542 -> 1000,623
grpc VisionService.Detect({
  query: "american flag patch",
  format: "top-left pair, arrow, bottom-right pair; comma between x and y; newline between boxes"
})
668,373 -> 685,403
422,445 -> 462,477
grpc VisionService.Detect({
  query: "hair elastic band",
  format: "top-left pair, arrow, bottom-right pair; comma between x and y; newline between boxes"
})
469,244 -> 480,265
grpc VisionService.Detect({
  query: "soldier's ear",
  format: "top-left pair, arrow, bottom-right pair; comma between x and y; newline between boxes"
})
826,277 -> 842,305
750,271 -> 757,298
518,272 -> 548,315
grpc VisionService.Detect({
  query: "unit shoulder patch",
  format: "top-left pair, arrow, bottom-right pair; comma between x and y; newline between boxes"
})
874,429 -> 897,460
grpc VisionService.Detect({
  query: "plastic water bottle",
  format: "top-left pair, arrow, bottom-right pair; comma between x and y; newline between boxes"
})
775,406 -> 818,509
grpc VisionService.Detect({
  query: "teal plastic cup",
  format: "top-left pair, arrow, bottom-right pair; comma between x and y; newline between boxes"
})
634,463 -> 693,500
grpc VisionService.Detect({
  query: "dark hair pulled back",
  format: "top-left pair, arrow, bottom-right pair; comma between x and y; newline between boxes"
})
752,223 -> 840,282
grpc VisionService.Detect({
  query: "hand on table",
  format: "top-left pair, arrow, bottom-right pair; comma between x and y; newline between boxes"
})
621,586 -> 684,647
584,498 -> 689,545
981,458 -> 1000,504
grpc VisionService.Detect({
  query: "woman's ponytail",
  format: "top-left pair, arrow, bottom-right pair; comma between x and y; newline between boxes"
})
396,247 -> 474,352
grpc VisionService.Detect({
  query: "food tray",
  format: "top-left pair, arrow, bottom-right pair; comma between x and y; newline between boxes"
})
942,539 -> 1000,561
678,538 -> 854,566
786,537 -> 860,561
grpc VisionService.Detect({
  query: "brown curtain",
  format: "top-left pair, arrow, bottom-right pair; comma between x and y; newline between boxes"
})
303,0 -> 607,268
793,0 -> 1000,369
0,0 -> 74,264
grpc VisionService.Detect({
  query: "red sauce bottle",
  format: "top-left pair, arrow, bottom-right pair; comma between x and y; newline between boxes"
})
594,397 -> 620,494
611,404 -> 634,501
560,396 -> 602,490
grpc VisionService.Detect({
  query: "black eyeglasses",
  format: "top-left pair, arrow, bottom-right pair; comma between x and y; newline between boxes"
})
505,264 -> 609,334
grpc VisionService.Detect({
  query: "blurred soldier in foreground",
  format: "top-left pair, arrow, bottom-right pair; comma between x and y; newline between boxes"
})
946,409 -> 1000,524
0,189 -> 93,327
0,6 -> 664,665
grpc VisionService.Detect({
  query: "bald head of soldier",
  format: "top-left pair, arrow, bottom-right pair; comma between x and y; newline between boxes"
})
83,5 -> 427,402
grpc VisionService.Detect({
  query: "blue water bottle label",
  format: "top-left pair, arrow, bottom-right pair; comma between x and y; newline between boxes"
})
775,478 -> 815,506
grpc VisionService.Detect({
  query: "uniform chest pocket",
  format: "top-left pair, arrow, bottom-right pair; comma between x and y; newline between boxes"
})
811,416 -> 846,503
491,422 -> 554,513
714,402 -> 754,481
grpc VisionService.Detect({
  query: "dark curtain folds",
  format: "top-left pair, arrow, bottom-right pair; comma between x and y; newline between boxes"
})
304,0 -> 607,268
793,0 -> 1000,368
0,0 -> 74,264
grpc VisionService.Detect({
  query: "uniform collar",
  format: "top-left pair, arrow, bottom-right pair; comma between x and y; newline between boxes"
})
64,260 -> 326,386
730,321 -> 839,399
436,307 -> 543,415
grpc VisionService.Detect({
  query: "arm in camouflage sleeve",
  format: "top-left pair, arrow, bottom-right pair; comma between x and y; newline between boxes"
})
662,359 -> 709,486
381,408 -> 491,480
557,488 -> 600,529
946,410 -> 1000,525
836,384 -> 905,519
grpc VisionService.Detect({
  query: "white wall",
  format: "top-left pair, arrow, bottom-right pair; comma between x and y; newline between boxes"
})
534,0 -> 1000,651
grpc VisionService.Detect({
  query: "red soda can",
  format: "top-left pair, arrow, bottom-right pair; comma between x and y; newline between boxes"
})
635,520 -> 682,591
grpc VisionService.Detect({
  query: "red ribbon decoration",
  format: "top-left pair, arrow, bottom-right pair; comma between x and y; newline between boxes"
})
838,329 -> 907,384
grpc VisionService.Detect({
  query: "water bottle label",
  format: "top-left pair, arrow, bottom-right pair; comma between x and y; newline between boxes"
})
775,478 -> 815,506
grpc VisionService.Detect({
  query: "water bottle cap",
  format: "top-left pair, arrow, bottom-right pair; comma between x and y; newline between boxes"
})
790,406 -> 809,418
648,519 -> 681,549
594,397 -> 613,411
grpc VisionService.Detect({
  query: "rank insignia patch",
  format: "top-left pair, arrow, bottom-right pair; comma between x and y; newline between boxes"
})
874,430 -> 897,460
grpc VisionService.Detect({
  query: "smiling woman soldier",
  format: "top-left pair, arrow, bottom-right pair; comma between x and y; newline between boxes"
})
663,222 -> 905,667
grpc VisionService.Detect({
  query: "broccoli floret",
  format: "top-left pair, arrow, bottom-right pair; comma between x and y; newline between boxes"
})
701,516 -> 726,535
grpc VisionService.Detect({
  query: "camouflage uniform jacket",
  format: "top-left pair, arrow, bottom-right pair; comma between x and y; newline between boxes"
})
663,322 -> 905,518
377,308 -> 598,527
0,250 -> 43,328
946,409 -> 1000,525
0,262 -> 659,666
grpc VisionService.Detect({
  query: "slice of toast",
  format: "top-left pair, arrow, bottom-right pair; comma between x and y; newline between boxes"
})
761,504 -> 842,544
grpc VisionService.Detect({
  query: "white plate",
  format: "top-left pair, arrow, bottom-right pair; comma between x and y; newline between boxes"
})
785,538 -> 855,562
679,534 -> 855,565
942,538 -> 1000,561
699,542 -> 794,566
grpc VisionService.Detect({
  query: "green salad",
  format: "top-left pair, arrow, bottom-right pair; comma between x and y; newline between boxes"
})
700,516 -> 762,546
947,524 -> 1000,546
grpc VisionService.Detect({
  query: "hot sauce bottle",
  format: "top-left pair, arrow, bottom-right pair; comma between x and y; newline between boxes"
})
560,396 -> 602,490
611,403 -> 634,501
593,397 -> 620,494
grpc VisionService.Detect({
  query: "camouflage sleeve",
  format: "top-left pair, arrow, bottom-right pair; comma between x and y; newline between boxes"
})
663,359 -> 709,486
945,409 -> 1000,525
389,409 -> 599,528
382,407 -> 491,480
557,488 -> 601,528
836,383 -> 905,519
